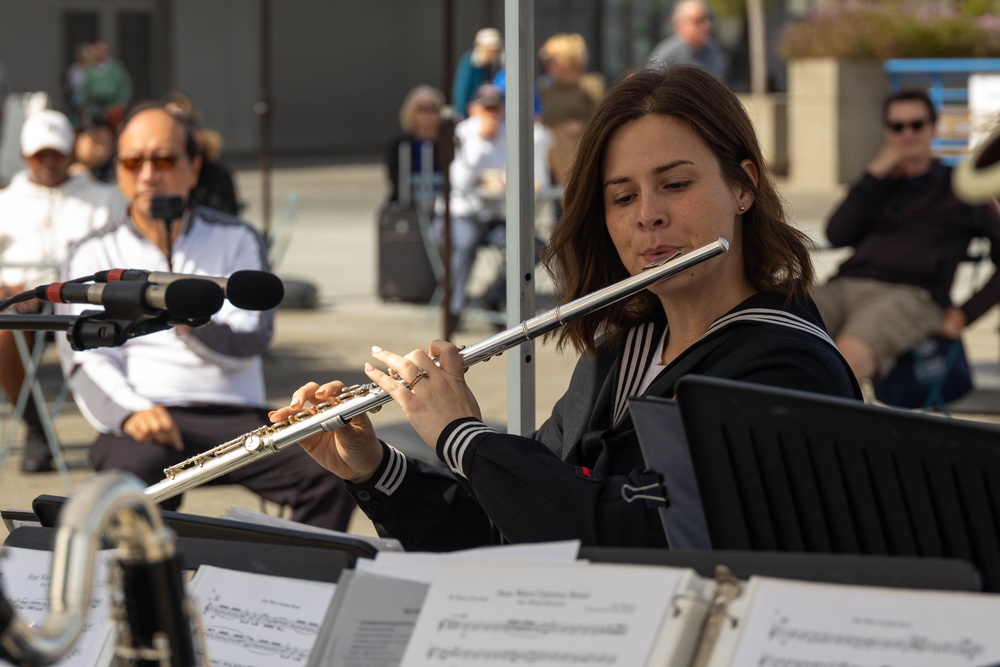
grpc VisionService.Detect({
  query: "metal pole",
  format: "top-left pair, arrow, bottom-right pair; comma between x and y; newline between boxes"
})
257,0 -> 273,244
504,0 -> 535,435
442,0 -> 456,338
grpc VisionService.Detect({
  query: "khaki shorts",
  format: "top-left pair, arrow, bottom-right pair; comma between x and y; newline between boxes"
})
810,277 -> 944,377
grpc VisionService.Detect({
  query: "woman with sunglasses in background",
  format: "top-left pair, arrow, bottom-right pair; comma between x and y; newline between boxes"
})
810,89 -> 1000,387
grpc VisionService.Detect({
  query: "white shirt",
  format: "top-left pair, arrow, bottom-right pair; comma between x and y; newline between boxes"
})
57,207 -> 274,433
0,170 -> 125,286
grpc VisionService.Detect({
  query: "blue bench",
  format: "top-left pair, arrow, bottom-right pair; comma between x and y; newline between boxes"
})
884,58 -> 1000,165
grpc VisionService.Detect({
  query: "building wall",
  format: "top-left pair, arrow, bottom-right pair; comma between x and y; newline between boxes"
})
172,0 -> 261,156
0,2 -> 66,102
5,0 -> 772,160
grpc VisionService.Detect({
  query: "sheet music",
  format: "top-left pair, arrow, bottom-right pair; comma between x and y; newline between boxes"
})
306,569 -> 430,667
188,565 -> 337,667
310,542 -> 583,666
0,546 -> 114,667
715,576 -> 1000,667
400,560 -> 692,666
356,540 -> 582,584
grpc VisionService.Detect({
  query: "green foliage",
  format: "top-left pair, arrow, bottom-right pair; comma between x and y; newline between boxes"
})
709,0 -> 752,19
777,1 -> 1000,59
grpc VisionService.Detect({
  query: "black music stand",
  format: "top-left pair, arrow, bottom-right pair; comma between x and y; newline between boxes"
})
4,525 -> 353,583
31,494 -> 379,561
643,376 -> 1000,592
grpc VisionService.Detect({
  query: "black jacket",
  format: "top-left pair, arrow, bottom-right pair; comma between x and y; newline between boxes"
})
346,291 -> 861,551
827,160 -> 1000,323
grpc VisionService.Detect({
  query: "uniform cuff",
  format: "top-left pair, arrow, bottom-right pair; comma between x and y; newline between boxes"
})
436,417 -> 497,479
345,441 -> 407,512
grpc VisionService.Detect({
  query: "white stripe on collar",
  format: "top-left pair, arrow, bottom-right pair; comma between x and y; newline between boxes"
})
701,308 -> 835,346
613,323 -> 658,425
612,307 -> 837,423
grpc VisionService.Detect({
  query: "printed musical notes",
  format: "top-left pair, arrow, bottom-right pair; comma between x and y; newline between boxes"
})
0,546 -> 115,667
187,565 -> 336,667
399,560 -> 702,667
709,577 -> 1000,667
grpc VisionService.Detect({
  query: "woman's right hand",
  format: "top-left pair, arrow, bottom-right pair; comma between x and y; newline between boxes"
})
268,381 -> 384,484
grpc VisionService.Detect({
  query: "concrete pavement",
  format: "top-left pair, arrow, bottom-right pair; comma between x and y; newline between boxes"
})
2,158 -> 998,540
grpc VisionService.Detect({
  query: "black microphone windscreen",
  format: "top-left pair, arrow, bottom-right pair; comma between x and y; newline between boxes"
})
226,270 -> 285,310
163,279 -> 225,319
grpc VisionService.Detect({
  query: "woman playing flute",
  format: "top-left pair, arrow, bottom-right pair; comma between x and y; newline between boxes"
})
270,66 -> 862,550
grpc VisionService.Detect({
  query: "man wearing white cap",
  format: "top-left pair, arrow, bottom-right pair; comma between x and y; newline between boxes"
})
452,27 -> 504,117
0,109 -> 124,472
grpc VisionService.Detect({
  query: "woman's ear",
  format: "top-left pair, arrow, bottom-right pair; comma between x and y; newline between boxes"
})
736,159 -> 758,211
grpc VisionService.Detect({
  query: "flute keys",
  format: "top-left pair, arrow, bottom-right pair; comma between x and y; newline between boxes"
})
245,434 -> 263,452
289,410 -> 312,423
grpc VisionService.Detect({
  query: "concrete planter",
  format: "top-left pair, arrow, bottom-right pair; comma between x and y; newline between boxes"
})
787,59 -> 887,190
738,92 -> 788,177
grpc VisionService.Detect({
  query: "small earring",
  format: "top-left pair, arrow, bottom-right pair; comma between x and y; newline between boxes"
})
739,205 -> 746,212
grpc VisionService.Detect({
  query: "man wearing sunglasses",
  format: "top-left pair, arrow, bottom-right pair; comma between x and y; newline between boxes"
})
810,90 -> 1000,388
0,109 -> 125,473
56,105 -> 356,531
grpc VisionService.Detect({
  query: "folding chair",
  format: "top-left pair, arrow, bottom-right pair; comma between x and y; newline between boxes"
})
0,323 -> 73,489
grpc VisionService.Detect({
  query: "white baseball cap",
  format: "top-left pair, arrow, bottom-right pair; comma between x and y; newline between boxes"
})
475,28 -> 502,49
20,110 -> 75,157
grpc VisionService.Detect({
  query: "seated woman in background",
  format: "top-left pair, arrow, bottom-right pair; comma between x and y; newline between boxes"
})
385,85 -> 445,207
537,32 -> 606,188
272,66 -> 862,551
164,91 -> 241,215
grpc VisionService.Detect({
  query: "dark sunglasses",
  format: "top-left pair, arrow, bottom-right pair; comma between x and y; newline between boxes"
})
886,119 -> 929,133
118,154 -> 182,171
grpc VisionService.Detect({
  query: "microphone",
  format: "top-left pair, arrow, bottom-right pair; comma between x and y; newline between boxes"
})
94,269 -> 285,311
35,278 -> 225,321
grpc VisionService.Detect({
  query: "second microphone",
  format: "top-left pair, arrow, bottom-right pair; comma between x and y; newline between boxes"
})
94,269 -> 285,311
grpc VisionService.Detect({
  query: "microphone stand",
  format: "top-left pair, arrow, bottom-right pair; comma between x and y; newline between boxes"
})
0,311 -> 206,351
0,279 -> 210,351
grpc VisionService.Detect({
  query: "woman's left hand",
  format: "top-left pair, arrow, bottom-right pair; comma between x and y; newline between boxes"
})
366,339 -> 482,450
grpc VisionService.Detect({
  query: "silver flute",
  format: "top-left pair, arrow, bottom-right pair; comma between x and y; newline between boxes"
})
145,237 -> 729,503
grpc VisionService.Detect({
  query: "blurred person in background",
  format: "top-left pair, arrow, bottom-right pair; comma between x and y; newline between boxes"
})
69,116 -> 116,184
537,33 -> 605,189
811,90 -> 1000,385
452,28 -> 504,117
647,0 -> 727,83
435,83 -> 548,330
63,42 -> 93,127
164,92 -> 240,216
385,85 -> 445,206
437,83 -> 508,331
82,41 -> 132,130
0,110 -> 124,472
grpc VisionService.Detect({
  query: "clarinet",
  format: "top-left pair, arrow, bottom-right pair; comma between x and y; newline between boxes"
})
0,471 -> 199,667
144,237 -> 729,503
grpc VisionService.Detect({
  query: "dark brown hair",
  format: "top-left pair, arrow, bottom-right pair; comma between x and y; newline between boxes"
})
542,65 -> 814,355
883,89 -> 937,125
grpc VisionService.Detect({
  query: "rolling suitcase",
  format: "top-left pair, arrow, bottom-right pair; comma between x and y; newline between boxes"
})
377,203 -> 438,303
